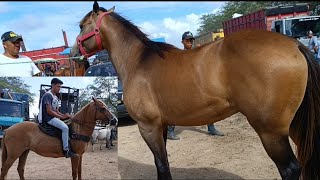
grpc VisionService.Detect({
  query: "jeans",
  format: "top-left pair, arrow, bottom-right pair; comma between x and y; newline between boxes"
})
47,117 -> 69,151
314,54 -> 320,64
168,126 -> 175,132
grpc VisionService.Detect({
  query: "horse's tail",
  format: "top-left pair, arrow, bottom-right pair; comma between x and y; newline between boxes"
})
290,43 -> 320,179
1,132 -> 8,167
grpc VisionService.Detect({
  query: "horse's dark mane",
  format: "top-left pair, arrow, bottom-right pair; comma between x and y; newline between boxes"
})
81,7 -> 178,59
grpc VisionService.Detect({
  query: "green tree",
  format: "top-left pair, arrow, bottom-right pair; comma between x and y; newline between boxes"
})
78,77 -> 118,114
0,77 -> 35,104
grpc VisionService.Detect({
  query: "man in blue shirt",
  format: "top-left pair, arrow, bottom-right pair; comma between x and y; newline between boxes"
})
307,30 -> 320,63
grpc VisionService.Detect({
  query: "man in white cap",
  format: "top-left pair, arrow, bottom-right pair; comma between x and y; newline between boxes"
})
0,31 -> 40,76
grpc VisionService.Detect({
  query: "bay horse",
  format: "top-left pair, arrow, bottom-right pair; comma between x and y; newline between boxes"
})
71,2 -> 320,179
54,66 -> 73,76
0,97 -> 116,180
54,59 -> 90,76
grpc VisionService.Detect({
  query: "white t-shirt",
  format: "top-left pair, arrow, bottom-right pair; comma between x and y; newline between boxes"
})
0,54 -> 41,76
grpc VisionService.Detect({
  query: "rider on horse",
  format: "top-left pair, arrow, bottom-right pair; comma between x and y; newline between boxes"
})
38,78 -> 78,158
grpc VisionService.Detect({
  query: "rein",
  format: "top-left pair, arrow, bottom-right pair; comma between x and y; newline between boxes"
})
76,11 -> 111,57
69,104 -> 114,142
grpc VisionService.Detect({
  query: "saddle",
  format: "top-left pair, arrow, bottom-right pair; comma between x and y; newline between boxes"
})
38,118 -> 91,143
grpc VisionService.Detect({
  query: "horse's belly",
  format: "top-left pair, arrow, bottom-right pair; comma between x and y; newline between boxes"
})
164,99 -> 237,126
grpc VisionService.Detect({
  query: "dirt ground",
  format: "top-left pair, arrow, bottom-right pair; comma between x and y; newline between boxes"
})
1,140 -> 119,180
118,113 -> 297,179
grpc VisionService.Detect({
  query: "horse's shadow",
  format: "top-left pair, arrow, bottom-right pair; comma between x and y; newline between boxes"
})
118,156 -> 244,179
118,119 -> 217,137
174,126 -> 215,137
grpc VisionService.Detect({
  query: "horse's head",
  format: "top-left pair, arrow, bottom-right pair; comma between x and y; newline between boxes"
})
70,1 -> 115,58
90,97 -> 117,125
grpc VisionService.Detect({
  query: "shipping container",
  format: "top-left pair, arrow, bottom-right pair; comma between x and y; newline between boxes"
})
223,3 -> 310,37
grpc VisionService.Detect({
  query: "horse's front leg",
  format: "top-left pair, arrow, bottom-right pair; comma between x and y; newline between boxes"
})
77,155 -> 83,180
138,121 -> 172,180
71,156 -> 80,180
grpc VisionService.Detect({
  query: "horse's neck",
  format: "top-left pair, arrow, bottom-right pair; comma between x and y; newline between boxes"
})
72,105 -> 95,136
102,20 -> 144,83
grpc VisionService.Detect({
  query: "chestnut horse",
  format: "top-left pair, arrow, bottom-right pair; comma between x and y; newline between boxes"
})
71,2 -> 320,179
0,97 -> 117,180
54,59 -> 90,76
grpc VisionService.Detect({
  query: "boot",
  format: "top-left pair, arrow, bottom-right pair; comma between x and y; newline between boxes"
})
207,124 -> 224,136
167,126 -> 180,140
64,149 -> 79,158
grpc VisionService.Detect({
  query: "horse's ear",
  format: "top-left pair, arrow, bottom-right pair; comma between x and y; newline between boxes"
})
107,6 -> 115,13
93,1 -> 99,13
92,96 -> 97,102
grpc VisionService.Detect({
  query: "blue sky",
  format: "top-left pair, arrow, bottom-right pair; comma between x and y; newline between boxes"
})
0,1 -> 224,53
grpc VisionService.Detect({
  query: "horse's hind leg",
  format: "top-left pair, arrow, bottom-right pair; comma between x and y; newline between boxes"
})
138,122 -> 172,180
260,132 -> 300,179
248,117 -> 301,180
0,156 -> 19,180
17,150 -> 30,180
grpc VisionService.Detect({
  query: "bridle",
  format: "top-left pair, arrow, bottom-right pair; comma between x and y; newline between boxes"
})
76,11 -> 111,58
71,103 -> 113,128
68,103 -> 114,143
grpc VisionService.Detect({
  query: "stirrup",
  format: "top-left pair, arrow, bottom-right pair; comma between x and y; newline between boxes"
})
64,150 -> 79,158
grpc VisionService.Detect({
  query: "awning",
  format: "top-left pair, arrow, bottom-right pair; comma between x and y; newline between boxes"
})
59,47 -> 72,55
151,37 -> 166,43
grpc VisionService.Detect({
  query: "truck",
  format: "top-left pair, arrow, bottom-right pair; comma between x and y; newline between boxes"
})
0,89 -> 30,138
38,84 -> 79,116
116,78 -> 129,119
222,3 -> 320,46
194,29 -> 225,46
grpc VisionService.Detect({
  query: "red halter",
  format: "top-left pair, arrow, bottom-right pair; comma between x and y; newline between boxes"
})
76,12 -> 111,58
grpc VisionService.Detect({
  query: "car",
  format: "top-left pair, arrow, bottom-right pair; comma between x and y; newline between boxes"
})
116,80 -> 130,119
84,62 -> 130,119
84,62 -> 117,77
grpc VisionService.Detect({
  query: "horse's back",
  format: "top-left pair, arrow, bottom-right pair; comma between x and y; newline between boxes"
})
5,121 -> 39,136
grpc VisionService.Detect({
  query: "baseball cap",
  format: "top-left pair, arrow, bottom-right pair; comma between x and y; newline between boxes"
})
182,31 -> 195,40
1,31 -> 23,42
307,30 -> 313,35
